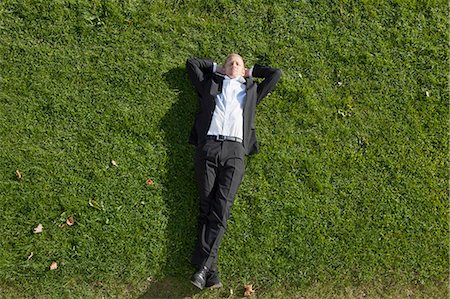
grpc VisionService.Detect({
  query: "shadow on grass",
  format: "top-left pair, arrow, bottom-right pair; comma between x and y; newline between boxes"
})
139,277 -> 201,299
140,67 -> 200,298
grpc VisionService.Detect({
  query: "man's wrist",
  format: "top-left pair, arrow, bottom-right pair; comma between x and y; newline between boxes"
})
246,67 -> 253,78
214,63 -> 225,75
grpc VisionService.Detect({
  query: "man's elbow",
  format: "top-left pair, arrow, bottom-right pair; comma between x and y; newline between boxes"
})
186,58 -> 196,68
273,68 -> 282,81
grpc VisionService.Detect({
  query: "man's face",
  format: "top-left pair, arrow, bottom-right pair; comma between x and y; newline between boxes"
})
223,55 -> 245,79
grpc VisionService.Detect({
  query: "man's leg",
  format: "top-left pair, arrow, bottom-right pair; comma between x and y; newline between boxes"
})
203,141 -> 245,269
191,140 -> 220,267
191,141 -> 245,289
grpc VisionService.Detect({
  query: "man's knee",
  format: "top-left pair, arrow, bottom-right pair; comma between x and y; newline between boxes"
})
208,206 -> 233,228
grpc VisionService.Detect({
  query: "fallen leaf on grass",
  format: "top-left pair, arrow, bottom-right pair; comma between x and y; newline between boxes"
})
49,261 -> 58,270
27,252 -> 34,260
111,160 -> 118,167
66,216 -> 75,226
15,169 -> 22,180
244,284 -> 255,297
145,179 -> 154,185
33,224 -> 43,234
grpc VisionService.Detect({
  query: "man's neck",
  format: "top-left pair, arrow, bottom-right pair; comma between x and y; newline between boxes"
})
225,75 -> 245,83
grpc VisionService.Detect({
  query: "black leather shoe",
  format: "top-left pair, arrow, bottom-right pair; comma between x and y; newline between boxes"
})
190,266 -> 208,290
205,270 -> 223,289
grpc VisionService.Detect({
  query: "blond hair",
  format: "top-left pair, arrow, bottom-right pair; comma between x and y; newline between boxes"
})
223,53 -> 245,67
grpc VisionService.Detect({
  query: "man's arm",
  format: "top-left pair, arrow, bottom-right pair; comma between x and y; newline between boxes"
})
186,58 -> 214,93
252,64 -> 282,104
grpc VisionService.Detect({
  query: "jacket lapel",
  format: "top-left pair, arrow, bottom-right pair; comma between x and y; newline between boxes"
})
244,77 -> 255,111
210,73 -> 225,96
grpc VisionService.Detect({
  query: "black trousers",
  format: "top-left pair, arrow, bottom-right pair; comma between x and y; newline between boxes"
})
191,139 -> 245,270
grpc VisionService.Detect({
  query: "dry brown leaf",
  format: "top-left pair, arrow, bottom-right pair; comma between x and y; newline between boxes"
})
33,224 -> 43,234
49,261 -> 58,270
15,169 -> 22,179
111,160 -> 118,167
145,179 -> 154,185
244,284 -> 255,297
66,216 -> 75,226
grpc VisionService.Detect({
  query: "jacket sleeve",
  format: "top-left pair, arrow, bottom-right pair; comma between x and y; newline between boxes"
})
252,64 -> 282,104
186,58 -> 214,94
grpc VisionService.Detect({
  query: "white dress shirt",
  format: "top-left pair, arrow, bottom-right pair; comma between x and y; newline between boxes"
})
207,63 -> 252,139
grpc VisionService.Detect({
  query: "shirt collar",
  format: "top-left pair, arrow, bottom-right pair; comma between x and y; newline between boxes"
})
224,75 -> 246,84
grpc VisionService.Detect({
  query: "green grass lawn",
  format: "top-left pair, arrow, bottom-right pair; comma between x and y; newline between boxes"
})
0,0 -> 448,298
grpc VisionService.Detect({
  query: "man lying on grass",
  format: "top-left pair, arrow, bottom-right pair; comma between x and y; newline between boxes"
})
186,54 -> 281,289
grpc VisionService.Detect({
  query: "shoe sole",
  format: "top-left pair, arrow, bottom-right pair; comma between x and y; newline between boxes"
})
206,282 -> 223,289
190,280 -> 204,290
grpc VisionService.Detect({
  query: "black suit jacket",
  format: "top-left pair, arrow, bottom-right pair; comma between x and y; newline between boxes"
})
186,58 -> 281,155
